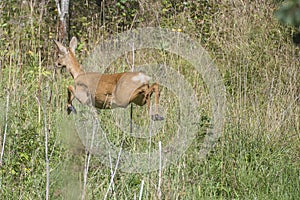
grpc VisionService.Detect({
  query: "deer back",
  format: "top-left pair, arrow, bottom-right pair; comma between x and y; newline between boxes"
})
74,72 -> 151,109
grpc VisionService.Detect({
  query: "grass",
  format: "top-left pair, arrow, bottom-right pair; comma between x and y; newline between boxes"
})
0,0 -> 299,199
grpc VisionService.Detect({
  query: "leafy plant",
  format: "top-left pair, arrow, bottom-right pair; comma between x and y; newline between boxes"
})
275,0 -> 300,27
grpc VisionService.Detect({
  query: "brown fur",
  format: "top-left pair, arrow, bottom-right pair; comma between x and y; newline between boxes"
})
54,37 -> 163,120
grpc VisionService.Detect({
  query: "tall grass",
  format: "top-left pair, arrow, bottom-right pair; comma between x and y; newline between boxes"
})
0,0 -> 299,199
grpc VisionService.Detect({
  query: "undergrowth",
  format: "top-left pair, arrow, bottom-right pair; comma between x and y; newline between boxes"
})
0,0 -> 299,199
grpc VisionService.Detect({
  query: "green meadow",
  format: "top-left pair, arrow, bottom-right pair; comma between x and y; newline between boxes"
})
0,1 -> 299,199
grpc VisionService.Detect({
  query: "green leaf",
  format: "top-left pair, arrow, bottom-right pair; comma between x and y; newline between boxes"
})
275,0 -> 300,27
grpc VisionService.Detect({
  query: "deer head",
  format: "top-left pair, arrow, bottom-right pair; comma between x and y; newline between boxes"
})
54,37 -> 84,79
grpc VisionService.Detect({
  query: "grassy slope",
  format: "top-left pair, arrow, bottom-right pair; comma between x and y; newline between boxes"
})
0,0 -> 299,199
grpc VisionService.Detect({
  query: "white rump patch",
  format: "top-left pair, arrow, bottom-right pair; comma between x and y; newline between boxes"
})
131,73 -> 151,83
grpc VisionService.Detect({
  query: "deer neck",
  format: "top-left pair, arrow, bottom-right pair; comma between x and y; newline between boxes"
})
67,51 -> 84,79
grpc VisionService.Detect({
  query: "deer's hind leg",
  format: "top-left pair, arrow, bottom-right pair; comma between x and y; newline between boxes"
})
67,85 -> 77,114
145,83 -> 164,121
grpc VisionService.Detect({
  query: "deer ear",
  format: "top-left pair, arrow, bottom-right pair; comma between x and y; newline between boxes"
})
54,40 -> 68,54
69,37 -> 78,53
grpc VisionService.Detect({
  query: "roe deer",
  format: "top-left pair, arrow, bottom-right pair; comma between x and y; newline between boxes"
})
54,37 -> 164,121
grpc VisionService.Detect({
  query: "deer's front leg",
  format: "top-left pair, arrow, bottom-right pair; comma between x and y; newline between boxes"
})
67,85 -> 77,114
